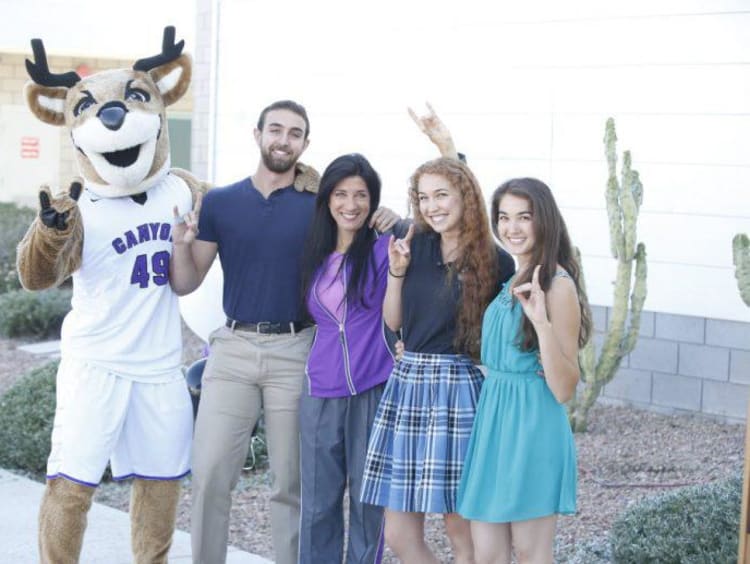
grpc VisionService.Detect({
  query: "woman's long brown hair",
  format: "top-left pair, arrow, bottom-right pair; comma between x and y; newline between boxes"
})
491,177 -> 592,351
409,158 -> 498,359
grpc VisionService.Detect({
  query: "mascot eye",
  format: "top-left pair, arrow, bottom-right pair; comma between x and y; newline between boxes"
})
73,96 -> 95,117
125,88 -> 150,103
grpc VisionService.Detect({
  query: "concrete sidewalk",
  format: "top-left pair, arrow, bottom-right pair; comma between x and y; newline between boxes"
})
0,469 -> 271,563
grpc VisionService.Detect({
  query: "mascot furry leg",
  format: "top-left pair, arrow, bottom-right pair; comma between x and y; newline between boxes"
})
38,478 -> 179,564
130,479 -> 181,563
38,478 -> 94,563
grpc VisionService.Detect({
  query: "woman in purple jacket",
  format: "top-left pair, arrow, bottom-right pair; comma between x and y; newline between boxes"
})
298,153 -> 395,564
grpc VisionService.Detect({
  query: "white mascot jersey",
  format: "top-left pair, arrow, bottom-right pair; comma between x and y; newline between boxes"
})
61,172 -> 192,381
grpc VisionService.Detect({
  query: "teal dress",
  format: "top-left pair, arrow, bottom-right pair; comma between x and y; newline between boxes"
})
457,276 -> 576,522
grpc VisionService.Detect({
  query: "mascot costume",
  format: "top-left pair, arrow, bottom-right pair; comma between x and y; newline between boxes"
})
17,26 -> 320,563
18,27 -> 204,563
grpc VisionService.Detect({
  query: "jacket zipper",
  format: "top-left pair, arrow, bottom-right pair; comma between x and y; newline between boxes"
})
312,260 -> 357,395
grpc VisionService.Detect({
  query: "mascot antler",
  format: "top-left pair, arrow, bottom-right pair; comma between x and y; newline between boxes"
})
25,39 -> 81,87
133,26 -> 185,71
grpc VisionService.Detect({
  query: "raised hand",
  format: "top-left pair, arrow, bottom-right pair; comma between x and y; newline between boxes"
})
39,179 -> 82,231
173,192 -> 202,245
512,265 -> 550,328
370,206 -> 400,232
388,223 -> 415,277
407,102 -> 458,159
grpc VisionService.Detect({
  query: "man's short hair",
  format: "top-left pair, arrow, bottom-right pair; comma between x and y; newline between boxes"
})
257,100 -> 310,139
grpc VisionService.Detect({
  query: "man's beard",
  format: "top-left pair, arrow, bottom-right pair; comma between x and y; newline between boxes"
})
261,146 -> 297,173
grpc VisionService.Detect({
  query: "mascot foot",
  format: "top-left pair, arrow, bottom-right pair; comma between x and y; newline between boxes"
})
130,478 -> 180,564
38,477 -> 95,564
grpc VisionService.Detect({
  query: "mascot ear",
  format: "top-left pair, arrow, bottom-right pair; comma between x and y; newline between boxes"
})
150,53 -> 192,107
24,83 -> 66,126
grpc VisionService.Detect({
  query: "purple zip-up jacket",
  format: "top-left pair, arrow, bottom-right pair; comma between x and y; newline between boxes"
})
305,236 -> 394,398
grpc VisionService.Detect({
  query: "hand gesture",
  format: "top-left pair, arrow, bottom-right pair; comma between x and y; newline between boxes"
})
293,162 -> 319,192
512,265 -> 550,328
39,179 -> 82,231
394,339 -> 405,361
408,102 -> 458,159
388,224 -> 414,277
173,192 -> 202,246
370,206 -> 400,233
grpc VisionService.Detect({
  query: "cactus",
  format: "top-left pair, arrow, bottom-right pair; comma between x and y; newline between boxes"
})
734,233 -> 750,307
568,118 -> 648,432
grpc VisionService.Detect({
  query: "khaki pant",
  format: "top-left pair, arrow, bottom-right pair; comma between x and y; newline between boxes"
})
190,325 -> 314,564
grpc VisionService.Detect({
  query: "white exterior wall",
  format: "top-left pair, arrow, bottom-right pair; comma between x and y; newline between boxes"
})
201,0 -> 750,325
0,1 -> 195,57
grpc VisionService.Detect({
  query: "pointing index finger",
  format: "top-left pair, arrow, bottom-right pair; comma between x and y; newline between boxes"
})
39,187 -> 52,211
532,264 -> 541,288
408,107 -> 426,132
69,180 -> 83,201
193,191 -> 203,216
403,223 -> 415,244
513,282 -> 532,293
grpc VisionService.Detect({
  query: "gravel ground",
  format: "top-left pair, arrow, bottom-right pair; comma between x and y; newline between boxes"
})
2,330 -> 745,562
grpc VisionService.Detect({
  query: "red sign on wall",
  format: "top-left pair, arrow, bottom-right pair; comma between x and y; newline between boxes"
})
21,137 -> 40,159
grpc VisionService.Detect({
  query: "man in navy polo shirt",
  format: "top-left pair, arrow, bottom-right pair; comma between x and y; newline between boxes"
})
170,100 -> 396,564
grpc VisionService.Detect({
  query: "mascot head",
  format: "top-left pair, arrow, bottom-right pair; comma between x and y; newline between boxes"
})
24,26 -> 191,198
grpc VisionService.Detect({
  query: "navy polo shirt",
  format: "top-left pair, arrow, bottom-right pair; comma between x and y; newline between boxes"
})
401,231 -> 515,354
197,177 -> 315,323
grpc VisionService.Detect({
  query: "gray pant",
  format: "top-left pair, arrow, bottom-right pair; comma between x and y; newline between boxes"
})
190,325 -> 314,564
299,383 -> 386,564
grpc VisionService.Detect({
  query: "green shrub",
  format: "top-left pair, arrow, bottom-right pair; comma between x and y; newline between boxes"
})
0,288 -> 72,338
0,202 -> 37,293
0,361 -> 58,474
610,474 -> 741,563
567,537 -> 612,563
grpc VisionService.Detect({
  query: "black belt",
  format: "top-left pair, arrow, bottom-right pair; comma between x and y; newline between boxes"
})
226,319 -> 310,334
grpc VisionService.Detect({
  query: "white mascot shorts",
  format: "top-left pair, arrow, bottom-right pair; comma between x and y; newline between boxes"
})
46,358 -> 193,486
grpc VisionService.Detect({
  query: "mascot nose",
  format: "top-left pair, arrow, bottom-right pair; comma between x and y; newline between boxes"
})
97,102 -> 128,131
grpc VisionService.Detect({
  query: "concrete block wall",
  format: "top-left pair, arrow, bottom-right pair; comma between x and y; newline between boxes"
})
594,305 -> 750,423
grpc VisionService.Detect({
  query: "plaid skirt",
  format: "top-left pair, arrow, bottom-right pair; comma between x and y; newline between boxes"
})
360,351 -> 483,513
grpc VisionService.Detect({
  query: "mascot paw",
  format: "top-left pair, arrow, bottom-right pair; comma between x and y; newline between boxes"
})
293,162 -> 320,193
39,179 -> 82,231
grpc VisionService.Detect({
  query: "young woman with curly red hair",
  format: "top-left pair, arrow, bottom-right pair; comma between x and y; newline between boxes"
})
361,150 -> 515,563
